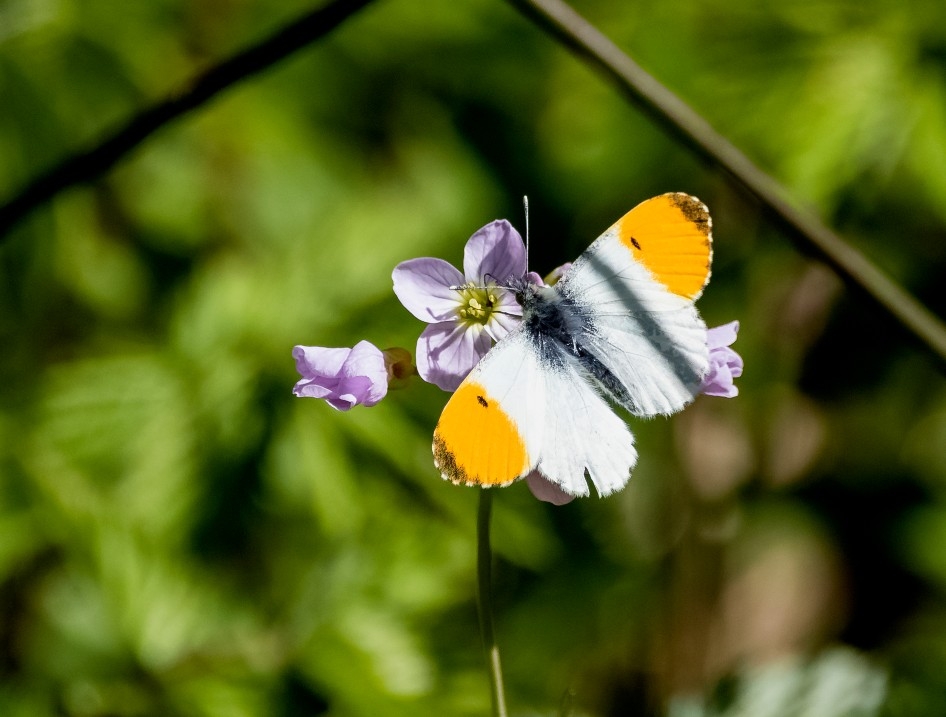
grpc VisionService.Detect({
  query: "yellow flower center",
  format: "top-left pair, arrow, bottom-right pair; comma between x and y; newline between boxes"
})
456,283 -> 499,327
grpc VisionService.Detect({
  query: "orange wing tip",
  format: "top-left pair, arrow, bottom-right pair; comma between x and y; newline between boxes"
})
432,434 -> 523,488
666,192 -> 712,237
432,381 -> 532,487
666,193 -> 714,302
615,192 -> 713,302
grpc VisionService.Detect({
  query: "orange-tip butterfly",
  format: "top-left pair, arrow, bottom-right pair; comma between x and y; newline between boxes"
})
433,193 -> 712,497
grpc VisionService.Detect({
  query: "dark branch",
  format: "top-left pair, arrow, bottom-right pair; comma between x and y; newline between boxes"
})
0,0 -> 377,239
508,0 -> 946,366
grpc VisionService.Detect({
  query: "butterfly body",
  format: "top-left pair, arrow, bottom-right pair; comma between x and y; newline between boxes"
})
434,193 -> 713,498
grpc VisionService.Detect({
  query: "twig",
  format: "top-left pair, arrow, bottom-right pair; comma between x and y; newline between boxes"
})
507,0 -> 946,366
0,0 -> 376,238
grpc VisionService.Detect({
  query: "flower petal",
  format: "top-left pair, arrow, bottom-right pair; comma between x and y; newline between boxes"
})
483,289 -> 522,342
293,380 -> 335,400
720,346 -> 744,378
293,345 -> 351,378
707,320 -> 739,349
701,366 -> 738,398
339,340 -> 390,406
327,379 -> 372,411
463,220 -> 526,285
393,258 -> 465,323
526,471 -> 576,505
416,321 -> 492,391
700,322 -> 744,398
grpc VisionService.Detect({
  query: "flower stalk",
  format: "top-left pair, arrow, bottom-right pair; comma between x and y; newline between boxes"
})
476,489 -> 508,717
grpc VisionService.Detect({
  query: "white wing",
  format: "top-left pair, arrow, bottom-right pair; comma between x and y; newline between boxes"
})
433,329 -> 545,487
433,326 -> 636,497
530,339 -> 637,497
557,229 -> 709,417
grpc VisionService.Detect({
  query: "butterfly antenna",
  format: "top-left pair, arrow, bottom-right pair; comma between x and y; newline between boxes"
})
523,195 -> 530,270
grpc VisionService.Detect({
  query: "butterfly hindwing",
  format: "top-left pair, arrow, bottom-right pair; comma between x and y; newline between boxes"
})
529,338 -> 637,496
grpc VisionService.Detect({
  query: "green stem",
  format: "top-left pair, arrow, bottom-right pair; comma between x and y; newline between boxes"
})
477,489 -> 508,717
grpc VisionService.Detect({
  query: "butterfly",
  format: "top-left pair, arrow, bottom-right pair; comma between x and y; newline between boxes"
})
432,193 -> 712,498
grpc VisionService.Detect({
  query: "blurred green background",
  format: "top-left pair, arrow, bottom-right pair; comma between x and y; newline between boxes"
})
2,0 -> 946,714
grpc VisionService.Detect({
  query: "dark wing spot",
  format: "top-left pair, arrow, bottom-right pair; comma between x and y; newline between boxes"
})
669,193 -> 711,236
476,395 -> 489,408
433,434 -> 467,484
630,236 -> 642,250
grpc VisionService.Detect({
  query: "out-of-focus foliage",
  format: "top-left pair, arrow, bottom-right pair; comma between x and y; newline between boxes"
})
2,0 -> 946,714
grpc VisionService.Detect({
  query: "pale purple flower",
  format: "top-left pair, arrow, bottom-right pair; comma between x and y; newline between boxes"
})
701,321 -> 743,398
526,471 -> 575,505
292,340 -> 413,411
393,220 -> 527,391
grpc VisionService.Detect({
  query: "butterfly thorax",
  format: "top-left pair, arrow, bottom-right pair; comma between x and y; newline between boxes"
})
515,279 -> 645,409
516,282 -> 588,354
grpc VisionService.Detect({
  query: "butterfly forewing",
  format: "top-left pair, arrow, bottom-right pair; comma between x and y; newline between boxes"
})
433,330 -> 543,487
556,193 -> 711,417
611,192 -> 712,301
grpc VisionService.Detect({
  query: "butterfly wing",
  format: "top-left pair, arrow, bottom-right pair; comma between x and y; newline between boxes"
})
433,324 -> 637,496
530,338 -> 637,497
557,193 -> 712,417
433,329 -> 544,487
604,191 -> 712,301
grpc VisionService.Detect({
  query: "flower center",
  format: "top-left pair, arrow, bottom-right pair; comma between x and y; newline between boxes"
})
456,283 -> 499,326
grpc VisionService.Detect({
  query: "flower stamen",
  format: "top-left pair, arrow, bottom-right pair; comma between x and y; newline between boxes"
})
456,283 -> 500,326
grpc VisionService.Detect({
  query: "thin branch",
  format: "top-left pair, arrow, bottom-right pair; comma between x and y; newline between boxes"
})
0,0 -> 377,239
508,0 -> 946,366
